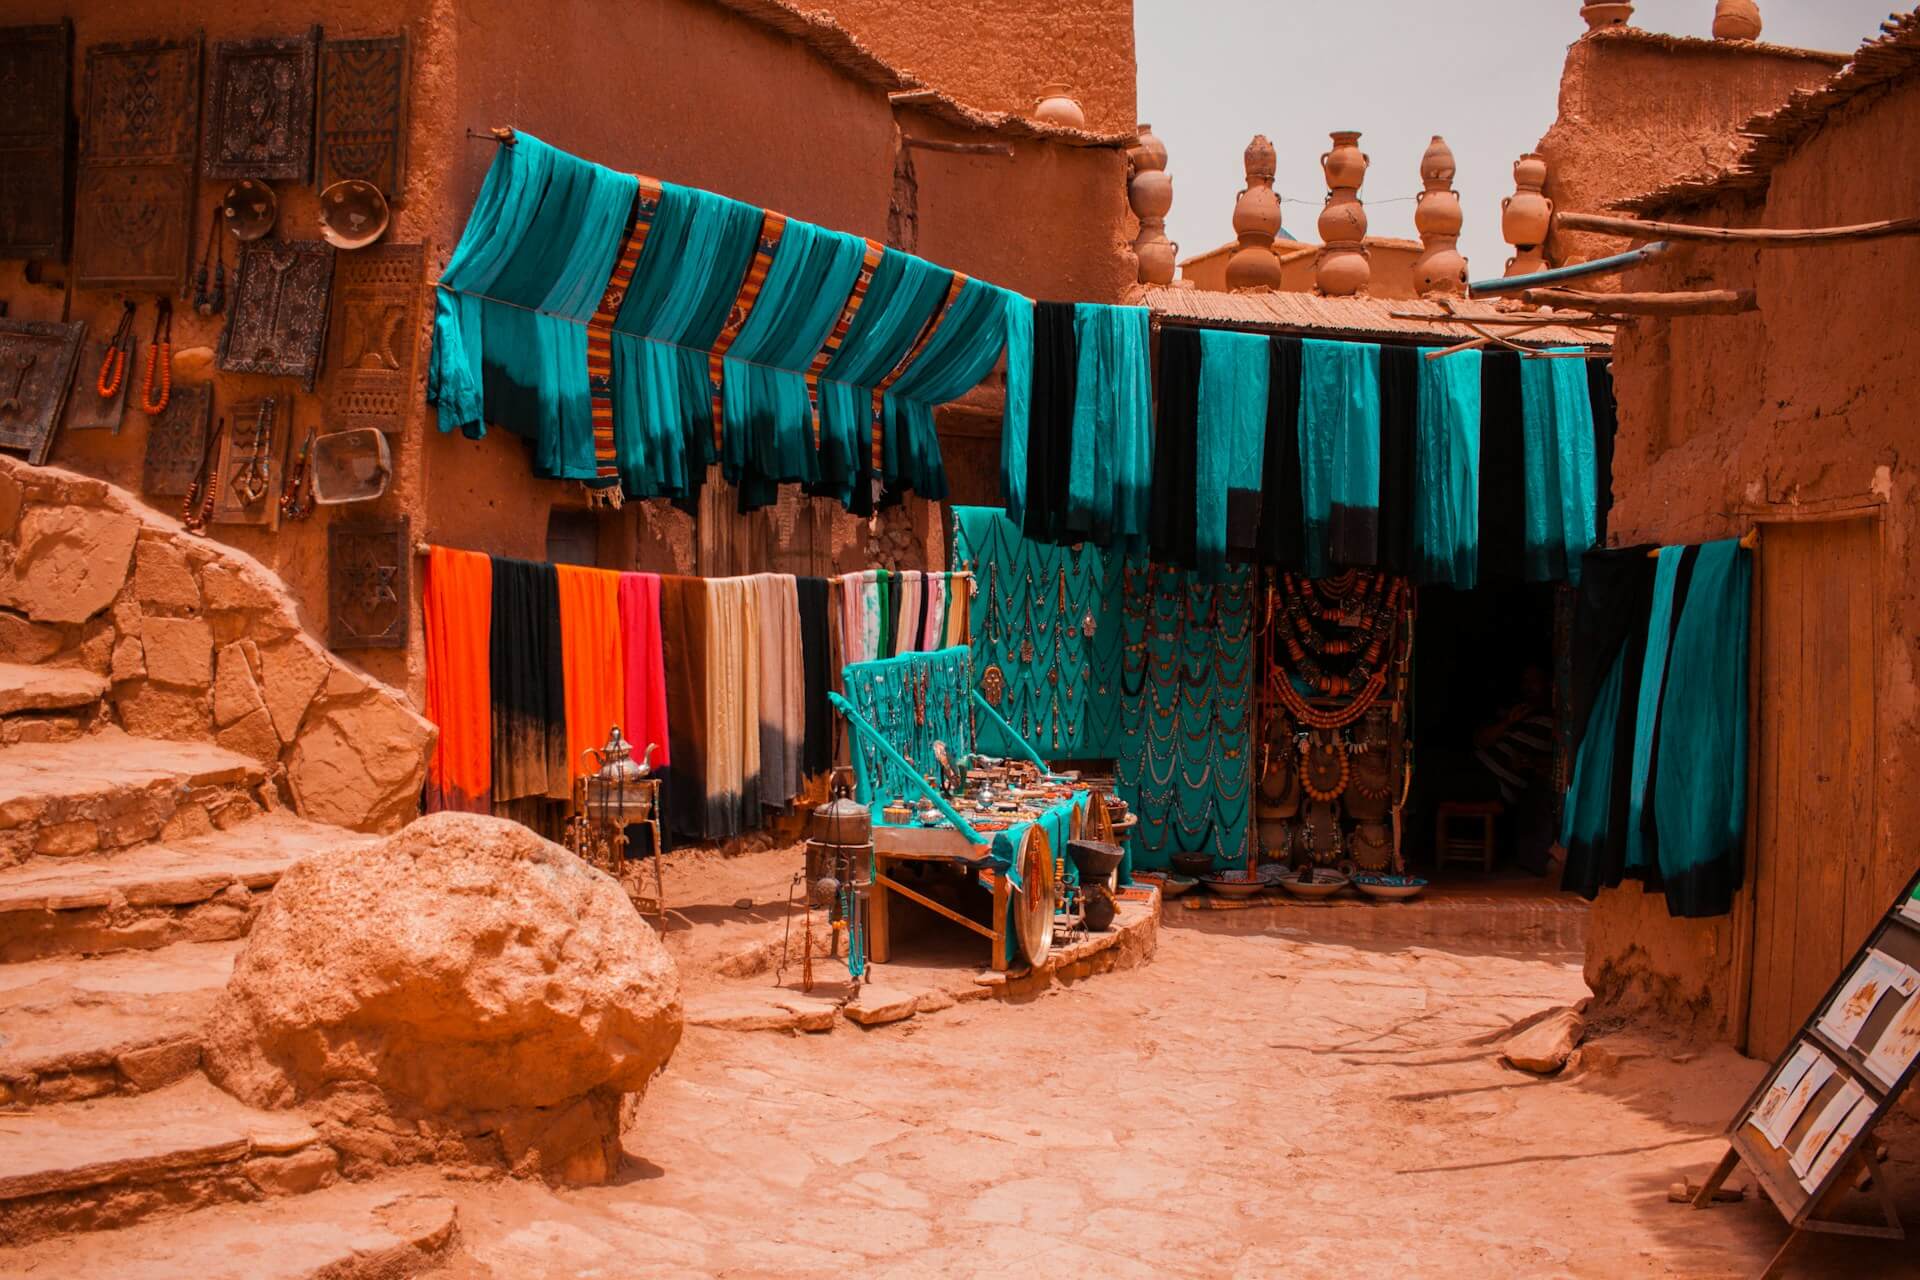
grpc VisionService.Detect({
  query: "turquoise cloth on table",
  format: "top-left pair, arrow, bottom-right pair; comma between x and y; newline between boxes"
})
1297,339 -> 1382,575
1519,350 -> 1599,584
1650,539 -> 1750,917
814,250 -> 954,510
1115,562 -> 1254,871
1414,349 -> 1482,588
607,183 -> 763,502
1623,548 -> 1682,877
880,280 -> 1021,503
1196,329 -> 1269,576
719,218 -> 868,510
1065,304 -> 1155,553
951,507 -> 1126,759
428,133 -> 636,484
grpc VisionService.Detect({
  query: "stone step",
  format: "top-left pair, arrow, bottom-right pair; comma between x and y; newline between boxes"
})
0,1073 -> 338,1247
0,1178 -> 458,1280
0,660 -> 108,716
0,811 -> 362,964
0,728 -> 271,865
0,938 -> 240,1107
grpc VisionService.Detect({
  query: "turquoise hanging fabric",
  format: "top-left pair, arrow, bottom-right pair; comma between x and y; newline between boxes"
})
719,218 -> 868,509
1519,350 -> 1599,584
1562,644 -> 1627,866
1116,562 -> 1254,870
429,133 -> 636,480
1414,348 -> 1481,587
1064,304 -> 1154,553
1624,548 -> 1682,876
1000,299 -> 1035,526
1196,329 -> 1269,576
606,183 -> 763,502
952,507 -> 1125,759
815,250 -> 955,510
881,279 -> 1020,502
1297,339 -> 1382,575
840,646 -> 976,818
1651,539 -> 1750,917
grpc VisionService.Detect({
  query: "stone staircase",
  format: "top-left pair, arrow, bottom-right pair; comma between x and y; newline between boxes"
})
0,458 -> 450,1276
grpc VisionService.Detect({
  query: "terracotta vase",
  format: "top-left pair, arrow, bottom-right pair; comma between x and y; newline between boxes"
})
1227,134 -> 1284,291
1579,2 -> 1633,29
1712,0 -> 1761,40
1129,121 -> 1168,173
1321,131 -> 1367,189
1501,152 -> 1553,249
1316,131 -> 1371,297
1128,123 -> 1176,286
1033,83 -> 1086,129
1412,135 -> 1467,297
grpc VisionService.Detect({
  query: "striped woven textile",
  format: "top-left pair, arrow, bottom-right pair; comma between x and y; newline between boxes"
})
805,240 -> 885,447
585,180 -> 662,488
707,210 -> 786,447
869,273 -> 964,476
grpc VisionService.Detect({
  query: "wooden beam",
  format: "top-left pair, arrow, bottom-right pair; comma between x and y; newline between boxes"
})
902,135 -> 1014,157
1556,210 -> 1920,247
1522,286 -> 1757,316
1388,309 -> 1618,327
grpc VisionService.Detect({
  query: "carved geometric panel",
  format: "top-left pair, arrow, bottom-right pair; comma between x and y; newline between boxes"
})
203,28 -> 319,183
323,241 -> 422,434
0,319 -> 85,467
64,340 -> 129,433
328,516 -> 409,650
142,381 -> 212,497
0,22 -> 73,261
74,35 -> 202,291
218,238 -> 335,390
318,33 -> 407,197
211,393 -> 287,530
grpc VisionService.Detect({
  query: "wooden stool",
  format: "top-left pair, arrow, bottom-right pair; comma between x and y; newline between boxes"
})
1436,800 -> 1502,872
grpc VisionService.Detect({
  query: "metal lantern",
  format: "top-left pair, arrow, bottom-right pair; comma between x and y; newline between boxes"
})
566,726 -> 664,918
582,727 -> 655,826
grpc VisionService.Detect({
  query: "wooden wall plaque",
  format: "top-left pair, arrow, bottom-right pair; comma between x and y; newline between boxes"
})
142,382 -> 213,496
64,341 -> 129,433
203,28 -> 320,183
74,35 -> 202,292
0,22 -> 73,262
211,394 -> 286,529
328,516 -> 409,650
318,33 -> 408,197
323,241 -> 422,434
0,319 -> 86,466
218,238 -> 335,390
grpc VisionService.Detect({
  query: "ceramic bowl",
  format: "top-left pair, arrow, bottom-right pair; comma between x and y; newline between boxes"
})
1171,852 -> 1214,879
1353,873 -> 1429,901
1275,869 -> 1351,899
1201,871 -> 1265,898
1161,874 -> 1198,898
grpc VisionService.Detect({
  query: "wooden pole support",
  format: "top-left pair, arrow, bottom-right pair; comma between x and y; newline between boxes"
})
1521,287 -> 1757,316
1556,210 -> 1920,247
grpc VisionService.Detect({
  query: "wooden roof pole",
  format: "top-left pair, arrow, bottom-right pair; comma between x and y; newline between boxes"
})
1556,210 -> 1920,246
1521,287 -> 1756,316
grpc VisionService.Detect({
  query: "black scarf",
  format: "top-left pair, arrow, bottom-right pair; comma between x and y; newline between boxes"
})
1376,344 -> 1420,575
1022,301 -> 1080,544
1478,350 -> 1527,585
488,556 -> 568,804
1255,335 -> 1305,570
1148,326 -> 1202,570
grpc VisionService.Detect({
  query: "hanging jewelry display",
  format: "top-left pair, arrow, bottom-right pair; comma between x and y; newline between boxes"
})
142,382 -> 212,496
0,21 -> 73,261
210,394 -> 284,528
67,303 -> 135,434
0,318 -> 86,466
218,238 -> 337,389
279,425 -> 316,520
181,414 -> 227,535
327,517 -> 410,650
191,213 -> 228,315
1300,732 -> 1350,802
137,299 -> 172,415
318,33 -> 409,197
74,35 -> 202,292
322,242 -> 423,434
202,29 -> 320,182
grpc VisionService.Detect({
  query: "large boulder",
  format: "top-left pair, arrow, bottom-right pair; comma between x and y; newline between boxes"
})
205,813 -> 682,1185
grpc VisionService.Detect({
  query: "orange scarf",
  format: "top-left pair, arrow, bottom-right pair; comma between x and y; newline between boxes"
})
556,565 -> 626,782
424,546 -> 493,812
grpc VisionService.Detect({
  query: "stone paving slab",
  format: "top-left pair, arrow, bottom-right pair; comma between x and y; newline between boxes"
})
0,730 -> 264,814
0,1178 -> 457,1280
0,662 -> 107,716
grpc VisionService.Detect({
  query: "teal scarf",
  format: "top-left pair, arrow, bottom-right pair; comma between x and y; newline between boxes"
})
1519,351 -> 1599,584
1414,348 -> 1481,587
1298,339 -> 1382,575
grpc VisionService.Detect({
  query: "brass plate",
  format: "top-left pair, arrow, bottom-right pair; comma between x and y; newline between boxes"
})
1015,823 -> 1055,967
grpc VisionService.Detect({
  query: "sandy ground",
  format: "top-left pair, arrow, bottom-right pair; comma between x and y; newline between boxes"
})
417,887 -> 1920,1279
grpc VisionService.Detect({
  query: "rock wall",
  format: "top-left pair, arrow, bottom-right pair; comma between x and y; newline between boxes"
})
1591,72 -> 1920,1040
0,455 -> 434,833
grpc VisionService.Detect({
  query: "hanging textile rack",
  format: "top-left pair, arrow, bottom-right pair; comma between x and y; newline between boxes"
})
1650,528 -> 1758,558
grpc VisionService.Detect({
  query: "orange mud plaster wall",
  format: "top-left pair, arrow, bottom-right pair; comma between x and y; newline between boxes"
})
815,0 -> 1137,135
1536,30 -> 1842,270
1591,73 -> 1920,1043
0,0 -> 452,704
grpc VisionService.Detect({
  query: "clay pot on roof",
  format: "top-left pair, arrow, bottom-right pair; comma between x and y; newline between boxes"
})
1501,152 -> 1553,289
1227,134 -> 1284,291
1316,131 -> 1370,297
1412,136 -> 1467,297
1129,123 -> 1176,286
1712,0 -> 1762,41
1034,83 -> 1087,129
1579,2 -> 1634,29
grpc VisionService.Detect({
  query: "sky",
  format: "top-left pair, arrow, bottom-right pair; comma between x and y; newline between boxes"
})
1134,0 -> 1896,280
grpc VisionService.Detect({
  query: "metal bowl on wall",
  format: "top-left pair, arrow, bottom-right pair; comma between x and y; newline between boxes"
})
318,180 -> 391,250
220,180 -> 278,241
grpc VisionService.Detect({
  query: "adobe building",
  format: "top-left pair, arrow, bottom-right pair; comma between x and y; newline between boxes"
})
1573,12 -> 1920,1059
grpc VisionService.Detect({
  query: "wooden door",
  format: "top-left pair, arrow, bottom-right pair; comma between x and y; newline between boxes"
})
1745,516 -> 1878,1059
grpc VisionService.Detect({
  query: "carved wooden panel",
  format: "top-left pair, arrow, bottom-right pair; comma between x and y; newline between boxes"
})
218,238 -> 335,389
203,28 -> 319,182
0,22 -> 73,261
212,393 -> 285,529
74,35 -> 202,291
328,516 -> 409,650
0,319 -> 85,466
64,341 -> 129,433
142,381 -> 212,496
318,33 -> 407,197
323,241 -> 422,434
